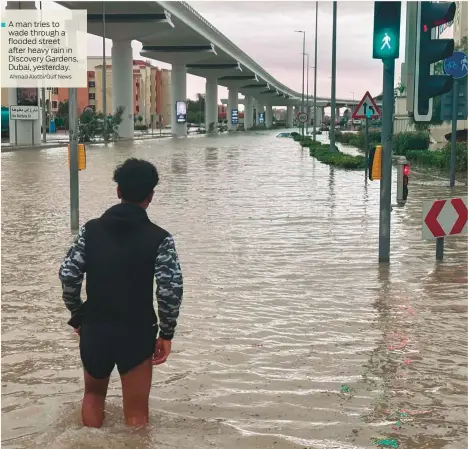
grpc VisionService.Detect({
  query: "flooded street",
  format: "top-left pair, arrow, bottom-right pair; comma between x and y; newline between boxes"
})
2,131 -> 467,449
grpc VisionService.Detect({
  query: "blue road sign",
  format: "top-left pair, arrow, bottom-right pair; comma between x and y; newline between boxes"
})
231,108 -> 238,125
444,51 -> 468,80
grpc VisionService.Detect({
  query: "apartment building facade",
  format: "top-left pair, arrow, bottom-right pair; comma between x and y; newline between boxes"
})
2,57 -> 172,127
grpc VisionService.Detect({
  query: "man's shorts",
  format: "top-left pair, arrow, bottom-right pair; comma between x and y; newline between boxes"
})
79,321 -> 158,379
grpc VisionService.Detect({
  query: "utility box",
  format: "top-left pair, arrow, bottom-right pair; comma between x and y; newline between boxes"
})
67,144 -> 86,171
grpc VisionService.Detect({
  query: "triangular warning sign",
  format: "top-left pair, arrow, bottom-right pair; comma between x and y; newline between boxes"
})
352,91 -> 381,119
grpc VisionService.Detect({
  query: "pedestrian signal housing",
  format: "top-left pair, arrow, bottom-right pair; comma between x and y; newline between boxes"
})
397,161 -> 410,205
68,144 -> 86,171
413,1 -> 456,122
373,1 -> 402,60
369,145 -> 382,181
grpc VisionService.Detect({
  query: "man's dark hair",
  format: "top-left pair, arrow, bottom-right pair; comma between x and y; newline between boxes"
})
113,158 -> 159,203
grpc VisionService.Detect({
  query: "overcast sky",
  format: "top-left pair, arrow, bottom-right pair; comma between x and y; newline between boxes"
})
83,1 -> 410,102
14,1 -> 451,105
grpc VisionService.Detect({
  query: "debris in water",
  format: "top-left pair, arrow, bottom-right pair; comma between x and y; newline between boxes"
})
371,438 -> 399,447
340,384 -> 352,393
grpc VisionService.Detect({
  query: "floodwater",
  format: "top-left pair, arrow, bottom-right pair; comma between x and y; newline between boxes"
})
2,131 -> 467,449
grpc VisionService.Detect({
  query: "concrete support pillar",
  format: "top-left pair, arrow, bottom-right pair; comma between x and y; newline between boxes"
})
171,63 -> 187,137
265,105 -> 273,128
244,96 -> 254,129
316,107 -> 324,126
287,105 -> 294,128
256,101 -> 264,125
227,87 -> 239,130
336,107 -> 341,118
7,1 -> 41,146
205,76 -> 218,133
111,39 -> 134,139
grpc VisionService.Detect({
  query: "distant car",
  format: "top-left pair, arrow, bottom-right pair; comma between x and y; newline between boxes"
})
320,125 -> 329,131
276,132 -> 292,138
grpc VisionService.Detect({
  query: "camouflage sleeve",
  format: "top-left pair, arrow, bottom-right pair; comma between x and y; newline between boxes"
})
58,225 -> 86,315
154,235 -> 183,340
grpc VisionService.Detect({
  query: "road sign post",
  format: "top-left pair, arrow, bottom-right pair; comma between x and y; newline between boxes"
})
443,51 -> 468,189
364,115 -> 369,180
422,197 -> 467,260
450,79 -> 459,189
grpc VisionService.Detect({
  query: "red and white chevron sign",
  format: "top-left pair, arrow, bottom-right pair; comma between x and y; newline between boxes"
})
422,197 -> 467,240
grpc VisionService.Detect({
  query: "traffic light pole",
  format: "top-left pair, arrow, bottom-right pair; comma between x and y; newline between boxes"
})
378,58 -> 395,263
449,79 -> 459,189
69,88 -> 79,232
330,0 -> 337,152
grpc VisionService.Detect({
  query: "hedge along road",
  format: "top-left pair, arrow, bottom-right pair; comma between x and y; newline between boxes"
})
1,131 -> 467,449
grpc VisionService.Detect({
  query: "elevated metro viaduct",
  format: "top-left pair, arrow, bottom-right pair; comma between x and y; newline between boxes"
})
6,1 -> 379,143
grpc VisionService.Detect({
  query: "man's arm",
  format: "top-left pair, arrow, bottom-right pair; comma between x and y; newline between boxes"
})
154,235 -> 183,340
58,225 -> 86,315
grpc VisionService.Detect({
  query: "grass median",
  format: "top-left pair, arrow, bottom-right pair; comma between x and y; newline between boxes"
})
292,134 -> 366,170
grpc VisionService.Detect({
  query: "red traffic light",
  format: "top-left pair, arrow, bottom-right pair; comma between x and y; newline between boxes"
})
403,164 -> 411,176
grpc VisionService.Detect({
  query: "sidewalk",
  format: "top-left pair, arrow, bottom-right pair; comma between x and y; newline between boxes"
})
1,131 -> 173,152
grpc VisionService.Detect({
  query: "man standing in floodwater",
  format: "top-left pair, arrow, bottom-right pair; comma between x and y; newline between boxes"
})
59,158 -> 183,428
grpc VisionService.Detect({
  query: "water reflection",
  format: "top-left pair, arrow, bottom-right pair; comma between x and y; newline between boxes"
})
1,131 -> 467,449
170,153 -> 188,175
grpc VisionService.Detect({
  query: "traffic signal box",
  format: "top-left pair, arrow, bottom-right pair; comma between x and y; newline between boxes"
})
67,144 -> 87,171
369,145 -> 382,181
414,2 -> 456,119
373,2 -> 402,60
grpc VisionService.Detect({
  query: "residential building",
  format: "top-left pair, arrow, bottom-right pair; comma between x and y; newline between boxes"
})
453,1 -> 467,46
0,57 -> 172,128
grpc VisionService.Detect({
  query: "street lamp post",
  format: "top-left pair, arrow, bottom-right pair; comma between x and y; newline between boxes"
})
329,1 -> 337,152
306,53 -> 310,135
295,30 -> 306,138
102,1 -> 108,142
313,1 -> 319,141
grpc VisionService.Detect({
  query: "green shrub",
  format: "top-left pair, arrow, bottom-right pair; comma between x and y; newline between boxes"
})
405,143 -> 467,172
307,142 -> 365,169
393,131 -> 430,156
293,134 -> 303,142
442,142 -> 468,172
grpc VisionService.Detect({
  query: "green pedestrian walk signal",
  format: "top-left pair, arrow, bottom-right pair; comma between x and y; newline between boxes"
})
373,2 -> 401,60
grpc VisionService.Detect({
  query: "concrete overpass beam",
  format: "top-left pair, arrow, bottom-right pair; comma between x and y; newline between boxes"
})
244,96 -> 253,129
171,63 -> 187,137
265,105 -> 273,128
227,87 -> 238,131
287,105 -> 294,128
112,39 -> 134,139
205,76 -> 218,132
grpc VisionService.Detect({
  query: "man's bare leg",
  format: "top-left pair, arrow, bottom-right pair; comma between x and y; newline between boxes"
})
120,358 -> 153,427
82,370 -> 110,428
